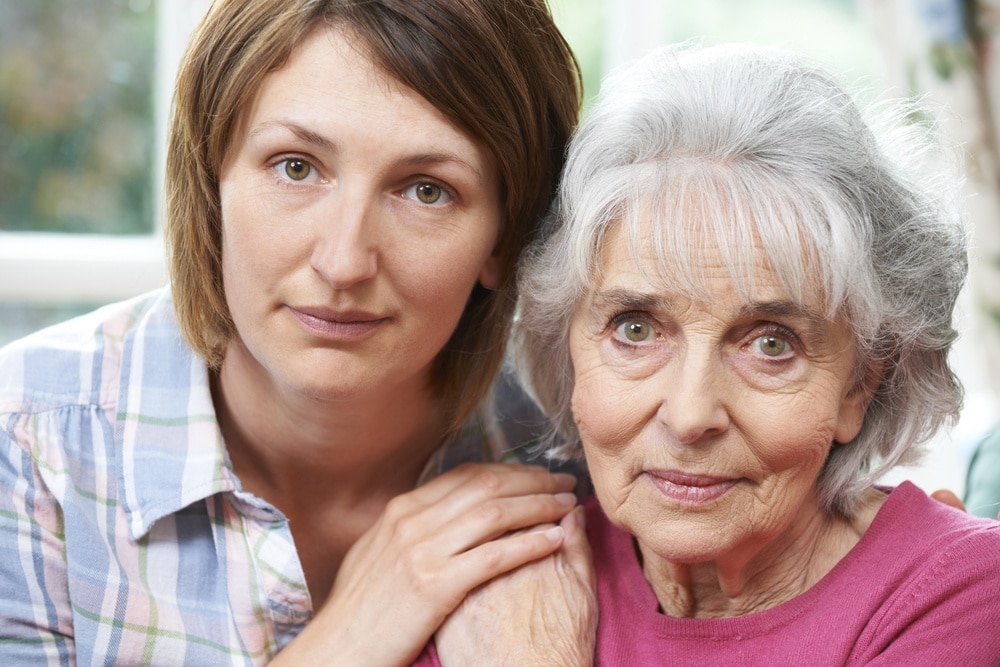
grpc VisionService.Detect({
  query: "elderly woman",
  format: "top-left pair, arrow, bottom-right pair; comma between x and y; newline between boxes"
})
513,43 -> 1000,663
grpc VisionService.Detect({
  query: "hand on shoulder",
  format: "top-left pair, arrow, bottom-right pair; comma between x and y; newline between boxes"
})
435,505 -> 597,667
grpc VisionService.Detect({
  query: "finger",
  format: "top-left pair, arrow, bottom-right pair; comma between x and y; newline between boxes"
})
930,488 -> 966,512
405,463 -> 577,510
443,524 -> 566,598
385,465 -> 577,535
431,491 -> 578,555
559,506 -> 596,587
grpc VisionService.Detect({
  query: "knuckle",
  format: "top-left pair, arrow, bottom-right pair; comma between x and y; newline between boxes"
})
382,504 -> 423,544
406,560 -> 440,595
470,469 -> 504,496
382,493 -> 410,521
474,499 -> 505,525
474,542 -> 506,572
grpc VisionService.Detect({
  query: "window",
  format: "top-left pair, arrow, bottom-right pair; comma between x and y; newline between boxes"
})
0,0 -> 209,344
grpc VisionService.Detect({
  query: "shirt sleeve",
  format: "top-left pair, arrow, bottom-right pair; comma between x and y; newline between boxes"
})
0,423 -> 75,664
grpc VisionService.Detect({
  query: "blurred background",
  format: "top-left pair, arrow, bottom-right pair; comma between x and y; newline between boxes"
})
1,0 -> 997,504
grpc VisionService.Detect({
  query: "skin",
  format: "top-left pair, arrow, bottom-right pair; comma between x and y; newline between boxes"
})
435,505 -> 597,667
569,221 -> 885,618
211,26 -> 581,665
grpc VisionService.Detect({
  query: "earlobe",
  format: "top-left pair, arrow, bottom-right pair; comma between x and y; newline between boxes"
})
833,371 -> 881,444
833,394 -> 866,444
478,255 -> 500,289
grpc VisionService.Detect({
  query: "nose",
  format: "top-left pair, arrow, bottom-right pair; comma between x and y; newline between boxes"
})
310,190 -> 379,289
656,347 -> 730,446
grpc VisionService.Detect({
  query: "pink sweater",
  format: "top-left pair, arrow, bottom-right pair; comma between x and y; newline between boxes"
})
587,481 -> 1000,666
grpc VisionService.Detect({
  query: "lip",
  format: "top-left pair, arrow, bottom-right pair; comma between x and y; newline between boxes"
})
646,470 -> 739,504
289,305 -> 388,340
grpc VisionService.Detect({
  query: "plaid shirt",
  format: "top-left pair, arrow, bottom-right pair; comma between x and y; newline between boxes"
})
0,289 -> 509,665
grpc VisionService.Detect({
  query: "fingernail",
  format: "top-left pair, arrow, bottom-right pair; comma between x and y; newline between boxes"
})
543,526 -> 564,544
554,472 -> 578,486
555,492 -> 577,507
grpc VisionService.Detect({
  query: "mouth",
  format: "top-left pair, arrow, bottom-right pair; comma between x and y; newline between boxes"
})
645,470 -> 739,504
289,306 -> 388,339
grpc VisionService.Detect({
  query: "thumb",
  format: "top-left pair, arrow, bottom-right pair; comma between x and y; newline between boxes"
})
559,505 -> 595,587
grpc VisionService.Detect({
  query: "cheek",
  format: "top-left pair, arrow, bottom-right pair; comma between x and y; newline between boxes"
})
221,186 -> 315,285
399,252 -> 485,319
740,390 -> 841,475
571,361 -> 650,470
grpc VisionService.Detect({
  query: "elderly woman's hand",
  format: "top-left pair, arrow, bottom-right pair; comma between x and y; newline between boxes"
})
434,505 -> 597,667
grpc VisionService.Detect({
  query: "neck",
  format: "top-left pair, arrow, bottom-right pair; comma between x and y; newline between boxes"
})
640,488 -> 885,618
212,342 -> 447,508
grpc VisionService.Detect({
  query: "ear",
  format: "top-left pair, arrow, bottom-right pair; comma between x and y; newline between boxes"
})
833,366 -> 882,444
478,254 -> 500,290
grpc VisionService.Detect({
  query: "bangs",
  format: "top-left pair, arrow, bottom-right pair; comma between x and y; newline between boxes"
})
603,159 -> 862,319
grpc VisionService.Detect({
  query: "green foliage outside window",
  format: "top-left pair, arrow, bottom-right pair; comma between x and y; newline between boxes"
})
0,0 -> 155,234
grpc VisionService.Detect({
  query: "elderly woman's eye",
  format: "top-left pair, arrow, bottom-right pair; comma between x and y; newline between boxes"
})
616,320 -> 654,343
282,158 -> 312,181
755,335 -> 788,357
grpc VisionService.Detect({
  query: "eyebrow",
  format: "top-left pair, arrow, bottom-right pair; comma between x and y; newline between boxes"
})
738,300 -> 827,326
250,119 -> 336,154
588,288 -> 673,314
248,119 -> 486,183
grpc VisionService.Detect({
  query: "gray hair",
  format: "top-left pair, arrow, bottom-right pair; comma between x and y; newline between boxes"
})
514,42 -> 968,517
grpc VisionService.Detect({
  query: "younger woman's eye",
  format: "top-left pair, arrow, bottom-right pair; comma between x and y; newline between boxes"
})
274,158 -> 315,182
403,182 -> 452,205
615,319 -> 654,343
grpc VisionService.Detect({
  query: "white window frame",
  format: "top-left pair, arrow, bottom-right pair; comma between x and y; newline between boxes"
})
0,0 -> 210,305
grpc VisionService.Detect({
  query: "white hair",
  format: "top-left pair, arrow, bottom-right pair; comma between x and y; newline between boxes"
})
514,42 -> 968,517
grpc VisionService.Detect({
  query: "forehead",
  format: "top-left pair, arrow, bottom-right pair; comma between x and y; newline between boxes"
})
233,26 -> 495,177
582,163 -> 836,318
593,219 -> 795,309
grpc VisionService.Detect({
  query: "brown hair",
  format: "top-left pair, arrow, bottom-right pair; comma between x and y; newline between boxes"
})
165,0 -> 581,430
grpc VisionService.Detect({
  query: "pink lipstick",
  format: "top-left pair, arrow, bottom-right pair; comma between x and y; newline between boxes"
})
646,470 -> 738,504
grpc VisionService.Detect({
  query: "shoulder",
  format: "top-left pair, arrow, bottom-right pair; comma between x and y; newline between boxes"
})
867,481 -> 1000,570
850,482 -> 1000,661
862,482 -> 1000,621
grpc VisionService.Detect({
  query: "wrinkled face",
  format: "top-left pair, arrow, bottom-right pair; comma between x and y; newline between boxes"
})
218,27 -> 501,401
569,222 -> 870,564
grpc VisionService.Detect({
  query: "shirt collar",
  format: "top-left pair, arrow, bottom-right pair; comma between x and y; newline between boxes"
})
115,290 -> 236,540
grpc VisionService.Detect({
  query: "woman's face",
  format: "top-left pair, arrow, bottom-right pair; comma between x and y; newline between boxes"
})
218,27 -> 501,401
569,222 -> 871,565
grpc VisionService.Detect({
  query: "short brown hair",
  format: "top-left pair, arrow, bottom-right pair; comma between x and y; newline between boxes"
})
165,0 -> 581,429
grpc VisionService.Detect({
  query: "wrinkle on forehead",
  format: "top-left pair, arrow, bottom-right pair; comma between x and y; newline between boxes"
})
594,157 -> 841,320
